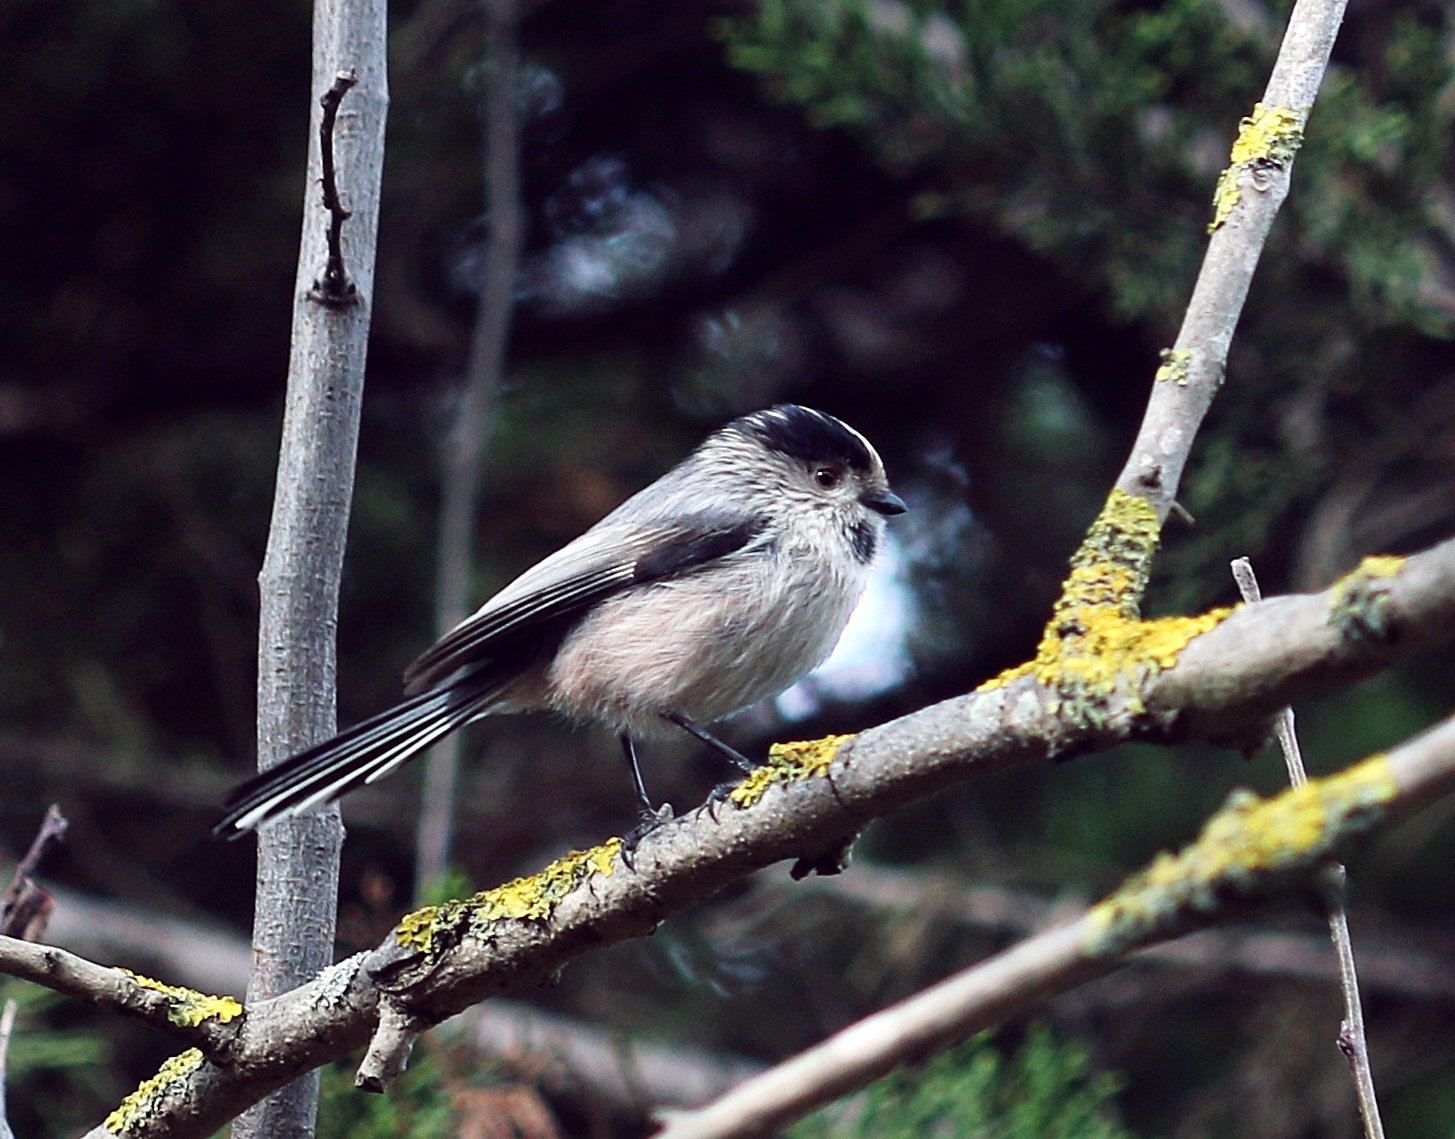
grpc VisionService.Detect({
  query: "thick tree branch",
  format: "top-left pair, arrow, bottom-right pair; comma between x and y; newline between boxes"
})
37,532 -> 1455,1139
242,3 -> 388,1138
655,714 -> 1455,1139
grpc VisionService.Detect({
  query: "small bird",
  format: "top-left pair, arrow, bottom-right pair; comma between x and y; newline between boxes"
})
216,405 -> 906,836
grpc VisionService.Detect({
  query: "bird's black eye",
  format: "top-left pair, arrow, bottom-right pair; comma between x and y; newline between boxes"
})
814,465 -> 842,489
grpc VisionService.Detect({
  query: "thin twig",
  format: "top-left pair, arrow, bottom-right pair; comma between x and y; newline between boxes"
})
1231,557 -> 1385,1139
310,70 -> 360,306
1,804 -> 67,942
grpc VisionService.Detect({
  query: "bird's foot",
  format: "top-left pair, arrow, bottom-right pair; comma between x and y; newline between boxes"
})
622,802 -> 675,860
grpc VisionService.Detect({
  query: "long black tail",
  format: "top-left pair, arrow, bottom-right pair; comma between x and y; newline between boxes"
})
215,670 -> 509,837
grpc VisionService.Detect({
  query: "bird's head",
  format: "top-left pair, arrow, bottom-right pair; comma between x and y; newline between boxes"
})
708,404 -> 906,563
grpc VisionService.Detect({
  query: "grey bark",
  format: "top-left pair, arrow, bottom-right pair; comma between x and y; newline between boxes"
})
1115,0 -> 1347,518
415,0 -> 525,896
236,2 -> 388,1138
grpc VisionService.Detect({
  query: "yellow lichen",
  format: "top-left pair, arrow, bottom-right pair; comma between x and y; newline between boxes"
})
1085,754 -> 1396,954
120,970 -> 243,1029
395,907 -> 441,954
1328,554 -> 1407,643
1154,347 -> 1192,386
1209,103 -> 1309,232
728,734 -> 857,808
103,1048 -> 203,1135
395,838 -> 624,954
976,490 -> 1232,722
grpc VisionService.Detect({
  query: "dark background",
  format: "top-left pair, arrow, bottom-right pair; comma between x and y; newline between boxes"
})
2,0 -> 1454,1133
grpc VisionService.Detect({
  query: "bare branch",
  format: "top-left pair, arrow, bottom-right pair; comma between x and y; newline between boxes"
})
241,6 -> 388,1138
39,883 -> 762,1119
310,70 -> 361,307
1,804 -> 66,942
0,937 -> 240,1047
1116,0 -> 1346,519
1232,557 -> 1385,1139
0,998 -> 15,1139
653,714 -> 1455,1139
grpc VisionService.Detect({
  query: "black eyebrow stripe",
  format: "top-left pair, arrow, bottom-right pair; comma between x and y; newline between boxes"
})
733,405 -> 875,472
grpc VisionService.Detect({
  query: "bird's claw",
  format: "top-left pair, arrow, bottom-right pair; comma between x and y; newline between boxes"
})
622,802 -> 675,861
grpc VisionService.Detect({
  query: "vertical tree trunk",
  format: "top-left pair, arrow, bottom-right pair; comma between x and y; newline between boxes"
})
236,2 -> 388,1138
414,0 -> 523,897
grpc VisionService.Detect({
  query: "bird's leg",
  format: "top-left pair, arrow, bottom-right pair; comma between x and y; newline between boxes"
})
621,732 -> 655,814
661,711 -> 756,773
621,733 -> 672,855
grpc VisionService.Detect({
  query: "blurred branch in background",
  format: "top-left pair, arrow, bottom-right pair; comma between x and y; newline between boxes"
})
0,807 -> 67,944
416,0 -> 526,899
0,808 -> 67,1139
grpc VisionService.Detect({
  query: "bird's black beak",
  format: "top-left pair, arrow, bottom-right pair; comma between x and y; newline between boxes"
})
861,489 -> 907,516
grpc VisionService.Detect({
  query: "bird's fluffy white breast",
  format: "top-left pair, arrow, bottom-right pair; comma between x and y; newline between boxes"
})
544,522 -> 873,735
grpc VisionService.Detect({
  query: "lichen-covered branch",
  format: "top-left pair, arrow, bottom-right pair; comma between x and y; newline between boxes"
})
0,939 -> 239,1048
781,863 -> 1455,1001
654,716 -> 1455,1139
1117,0 -> 1347,519
42,526 -> 1455,1139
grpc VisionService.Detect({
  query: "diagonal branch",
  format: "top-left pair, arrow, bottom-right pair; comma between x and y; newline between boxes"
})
31,532 -> 1455,1139
653,714 -> 1455,1139
1116,0 -> 1346,519
0,938 -> 240,1048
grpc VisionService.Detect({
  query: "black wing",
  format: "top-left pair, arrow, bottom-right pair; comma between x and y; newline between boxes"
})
403,514 -> 767,692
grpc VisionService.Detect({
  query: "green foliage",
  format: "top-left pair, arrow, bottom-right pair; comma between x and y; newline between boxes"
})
316,1048 -> 457,1139
719,0 -> 1452,332
417,866 -> 475,907
789,1026 -> 1137,1139
719,0 -> 1455,589
0,980 -> 110,1076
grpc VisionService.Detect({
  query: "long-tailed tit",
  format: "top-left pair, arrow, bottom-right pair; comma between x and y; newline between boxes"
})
217,405 -> 905,836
